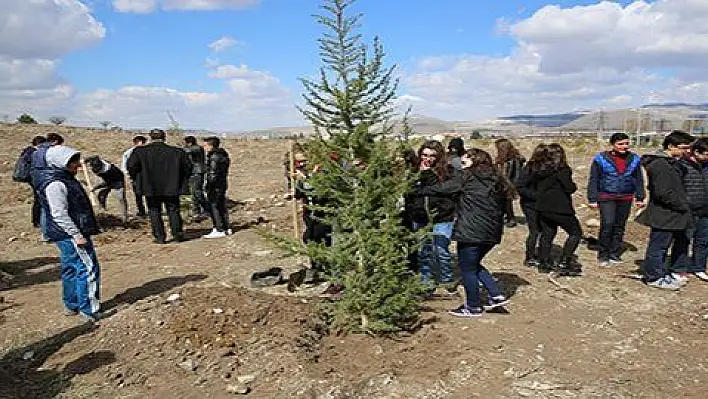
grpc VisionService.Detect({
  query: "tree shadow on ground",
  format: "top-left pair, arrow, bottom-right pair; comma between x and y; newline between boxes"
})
0,256 -> 61,292
101,273 -> 207,312
182,219 -> 267,241
492,272 -> 531,300
0,323 -> 114,398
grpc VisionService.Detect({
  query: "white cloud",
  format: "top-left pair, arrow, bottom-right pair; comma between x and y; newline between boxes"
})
68,64 -> 301,131
0,0 -> 105,122
113,0 -> 260,13
208,36 -> 242,53
402,0 -> 708,121
112,0 -> 157,14
0,0 -> 105,59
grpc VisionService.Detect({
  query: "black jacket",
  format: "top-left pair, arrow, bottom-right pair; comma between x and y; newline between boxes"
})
532,167 -> 577,215
127,141 -> 192,197
678,158 -> 708,217
205,148 -> 230,191
184,145 -> 206,175
514,164 -> 537,204
636,151 -> 691,230
416,168 -> 504,245
406,168 -> 458,224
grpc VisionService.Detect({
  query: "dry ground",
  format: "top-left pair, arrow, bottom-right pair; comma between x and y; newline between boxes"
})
1,125 -> 707,398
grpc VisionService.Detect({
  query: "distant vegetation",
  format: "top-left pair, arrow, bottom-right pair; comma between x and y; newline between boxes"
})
17,113 -> 37,124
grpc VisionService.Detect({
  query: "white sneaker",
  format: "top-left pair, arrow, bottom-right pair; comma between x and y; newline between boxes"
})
203,230 -> 227,239
227,229 -> 233,235
647,276 -> 682,290
670,273 -> 689,286
694,271 -> 708,282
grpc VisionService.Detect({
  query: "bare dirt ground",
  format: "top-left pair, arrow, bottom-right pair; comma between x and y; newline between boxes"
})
1,124 -> 707,398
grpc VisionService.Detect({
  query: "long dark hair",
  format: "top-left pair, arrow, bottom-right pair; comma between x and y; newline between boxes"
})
494,138 -> 522,166
418,140 -> 450,182
548,143 -> 569,170
465,148 -> 516,200
527,143 -> 550,174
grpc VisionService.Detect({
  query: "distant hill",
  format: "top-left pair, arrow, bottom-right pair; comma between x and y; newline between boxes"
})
498,112 -> 590,128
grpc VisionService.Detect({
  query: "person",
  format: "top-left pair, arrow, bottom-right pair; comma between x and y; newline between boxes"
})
408,140 -> 458,294
532,143 -> 583,276
587,133 -> 645,267
674,138 -> 708,282
495,138 -> 525,228
636,130 -> 694,290
202,136 -> 231,239
184,135 -> 209,222
85,155 -> 128,224
294,153 -> 333,274
121,135 -> 147,218
447,137 -> 465,171
414,148 -> 512,317
127,129 -> 192,244
515,144 -> 546,268
34,145 -> 102,322
13,136 -> 46,228
30,132 -> 64,239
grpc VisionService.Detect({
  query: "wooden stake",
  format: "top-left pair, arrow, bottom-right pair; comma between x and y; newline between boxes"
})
80,159 -> 99,207
289,141 -> 300,240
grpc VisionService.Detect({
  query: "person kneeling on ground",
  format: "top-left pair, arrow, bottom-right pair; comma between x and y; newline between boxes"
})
86,155 -> 128,224
36,145 -> 102,322
202,136 -> 231,239
414,148 -> 511,318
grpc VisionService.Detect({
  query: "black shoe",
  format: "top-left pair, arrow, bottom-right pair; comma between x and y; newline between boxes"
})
557,258 -> 583,277
505,220 -> 518,228
153,238 -> 167,245
524,257 -> 540,267
172,234 -> 186,243
537,261 -> 554,274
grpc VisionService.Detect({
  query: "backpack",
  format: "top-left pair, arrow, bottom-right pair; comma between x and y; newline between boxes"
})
12,147 -> 35,183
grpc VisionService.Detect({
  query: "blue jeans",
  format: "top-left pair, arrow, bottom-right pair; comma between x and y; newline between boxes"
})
457,243 -> 502,309
55,238 -> 101,317
671,217 -> 708,273
642,229 -> 684,282
417,222 -> 454,287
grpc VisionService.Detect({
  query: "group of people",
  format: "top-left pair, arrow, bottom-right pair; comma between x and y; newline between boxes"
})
400,130 -> 707,317
13,129 -> 232,321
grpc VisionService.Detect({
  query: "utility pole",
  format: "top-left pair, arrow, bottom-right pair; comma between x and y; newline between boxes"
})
597,109 -> 606,142
635,107 -> 642,146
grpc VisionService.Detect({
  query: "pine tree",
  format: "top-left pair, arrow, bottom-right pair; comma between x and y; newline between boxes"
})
292,0 -> 424,333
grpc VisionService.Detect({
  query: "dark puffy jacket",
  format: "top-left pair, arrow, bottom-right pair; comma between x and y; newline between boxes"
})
406,168 -> 458,224
13,146 -> 35,183
636,152 -> 691,230
205,148 -> 230,191
532,167 -> 577,215
678,158 -> 708,217
29,142 -> 52,185
127,142 -> 192,197
185,145 -> 206,175
587,151 -> 644,203
415,168 -> 504,245
35,168 -> 100,241
515,164 -> 537,204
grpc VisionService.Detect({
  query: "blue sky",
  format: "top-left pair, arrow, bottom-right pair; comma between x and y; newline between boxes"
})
2,0 -> 707,131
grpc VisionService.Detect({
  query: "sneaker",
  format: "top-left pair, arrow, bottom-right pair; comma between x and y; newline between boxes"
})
598,259 -> 610,268
63,308 -> 78,316
609,257 -> 624,265
694,271 -> 708,282
524,258 -> 540,268
483,295 -> 509,311
557,258 -> 583,277
79,312 -> 98,323
447,305 -> 483,318
226,228 -> 233,235
670,272 -> 689,285
504,220 -> 517,228
647,276 -> 682,290
203,230 -> 227,239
